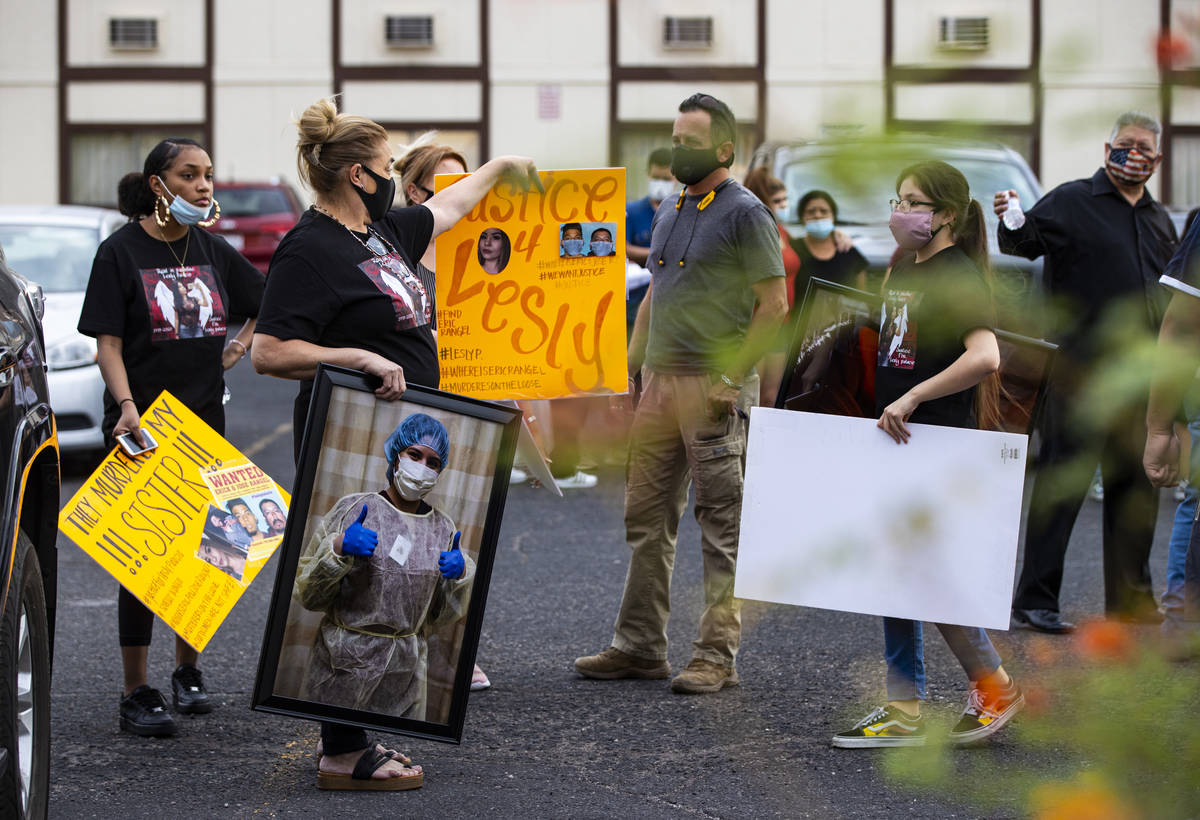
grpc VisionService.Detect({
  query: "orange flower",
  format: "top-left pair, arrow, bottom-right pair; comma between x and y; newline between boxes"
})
1155,30 -> 1192,70
1073,620 -> 1135,663
1030,779 -> 1139,820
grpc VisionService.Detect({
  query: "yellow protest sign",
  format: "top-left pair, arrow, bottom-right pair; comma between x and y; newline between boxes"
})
434,168 -> 628,400
57,392 -> 290,651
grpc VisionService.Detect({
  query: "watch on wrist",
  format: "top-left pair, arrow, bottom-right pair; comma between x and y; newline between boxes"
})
719,373 -> 743,390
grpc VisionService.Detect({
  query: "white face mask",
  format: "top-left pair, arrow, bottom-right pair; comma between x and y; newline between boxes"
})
392,457 -> 440,501
646,178 -> 676,203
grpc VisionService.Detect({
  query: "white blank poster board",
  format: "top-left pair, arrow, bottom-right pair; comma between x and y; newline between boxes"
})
734,409 -> 1028,630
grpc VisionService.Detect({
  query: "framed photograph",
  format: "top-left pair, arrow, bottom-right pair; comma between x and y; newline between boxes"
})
776,277 -> 1057,436
252,364 -> 521,743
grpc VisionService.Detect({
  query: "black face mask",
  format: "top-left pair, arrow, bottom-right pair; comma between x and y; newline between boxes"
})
670,144 -> 732,186
353,163 -> 396,222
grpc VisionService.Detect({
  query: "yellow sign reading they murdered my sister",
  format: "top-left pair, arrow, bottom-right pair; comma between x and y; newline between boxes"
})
57,392 -> 290,651
435,168 -> 628,400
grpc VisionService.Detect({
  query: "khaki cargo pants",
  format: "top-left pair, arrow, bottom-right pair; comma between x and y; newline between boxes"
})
611,369 -> 756,668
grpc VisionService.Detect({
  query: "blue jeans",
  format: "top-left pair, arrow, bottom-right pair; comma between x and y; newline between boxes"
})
883,618 -> 1002,701
1165,414 -> 1200,632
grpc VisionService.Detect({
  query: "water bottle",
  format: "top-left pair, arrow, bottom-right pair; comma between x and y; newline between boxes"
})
1001,192 -> 1024,230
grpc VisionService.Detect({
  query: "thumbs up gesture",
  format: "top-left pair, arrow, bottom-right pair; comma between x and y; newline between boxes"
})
438,531 -> 466,579
339,504 -> 379,556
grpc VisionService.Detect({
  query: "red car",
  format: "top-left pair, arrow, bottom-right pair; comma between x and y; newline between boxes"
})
209,180 -> 304,273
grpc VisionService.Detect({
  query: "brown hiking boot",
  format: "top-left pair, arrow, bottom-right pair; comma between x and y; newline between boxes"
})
670,659 -> 738,694
573,647 -> 670,680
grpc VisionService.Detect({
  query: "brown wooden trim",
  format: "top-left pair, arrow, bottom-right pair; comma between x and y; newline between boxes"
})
1165,68 -> 1200,86
1031,0 -> 1042,177
204,0 -> 213,161
1169,123 -> 1200,135
889,67 -> 1037,84
1162,0 -> 1173,203
332,0 -> 342,97
62,67 -> 207,82
479,0 -> 490,159
884,0 -> 894,125
755,0 -> 766,148
891,119 -> 1035,136
613,66 -> 761,82
57,0 -> 67,204
338,65 -> 485,82
65,122 -> 205,133
375,121 -> 485,134
608,0 -> 619,165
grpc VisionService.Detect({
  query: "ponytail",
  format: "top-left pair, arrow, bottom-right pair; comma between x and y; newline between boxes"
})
117,172 -> 156,220
955,199 -> 989,272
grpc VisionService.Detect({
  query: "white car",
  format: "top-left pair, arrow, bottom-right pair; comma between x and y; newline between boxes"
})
0,206 -> 124,456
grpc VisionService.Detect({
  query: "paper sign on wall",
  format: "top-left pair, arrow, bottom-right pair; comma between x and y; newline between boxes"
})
734,409 -> 1028,630
57,392 -> 290,651
434,168 -> 628,400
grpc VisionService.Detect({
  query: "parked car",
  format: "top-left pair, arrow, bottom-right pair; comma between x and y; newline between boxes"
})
0,207 -> 124,458
209,179 -> 304,273
0,239 -> 60,819
749,136 -> 1045,335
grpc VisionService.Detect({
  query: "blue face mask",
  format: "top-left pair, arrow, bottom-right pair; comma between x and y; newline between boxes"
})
590,240 -> 614,256
562,238 -> 585,256
158,177 -> 213,225
805,217 -> 835,239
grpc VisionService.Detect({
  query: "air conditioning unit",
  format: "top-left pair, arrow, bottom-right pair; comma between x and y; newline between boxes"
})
663,16 -> 713,50
109,17 -> 158,51
938,16 -> 989,51
385,15 -> 434,49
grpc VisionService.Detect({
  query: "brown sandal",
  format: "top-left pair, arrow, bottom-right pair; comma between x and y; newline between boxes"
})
316,747 -> 424,791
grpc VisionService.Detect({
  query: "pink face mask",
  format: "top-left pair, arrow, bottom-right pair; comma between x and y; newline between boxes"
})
889,209 -> 941,250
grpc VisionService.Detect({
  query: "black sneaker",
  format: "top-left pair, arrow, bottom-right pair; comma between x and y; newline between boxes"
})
171,664 -> 213,714
831,705 -> 926,748
120,685 -> 177,737
949,679 -> 1024,746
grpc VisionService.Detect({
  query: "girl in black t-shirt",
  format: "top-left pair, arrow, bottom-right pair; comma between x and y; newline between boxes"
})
251,97 -> 540,791
831,161 -> 1023,751
77,138 -> 264,739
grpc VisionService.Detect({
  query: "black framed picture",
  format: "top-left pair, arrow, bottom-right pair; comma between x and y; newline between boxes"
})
777,277 -> 1057,436
252,364 -> 521,743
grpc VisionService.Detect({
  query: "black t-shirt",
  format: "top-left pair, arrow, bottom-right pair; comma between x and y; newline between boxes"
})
77,221 -> 265,433
256,206 -> 436,436
789,240 -> 869,305
874,245 -> 994,429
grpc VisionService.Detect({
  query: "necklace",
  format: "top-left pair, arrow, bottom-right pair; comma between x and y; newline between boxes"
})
156,223 -> 190,267
311,204 -> 397,258
655,178 -> 734,269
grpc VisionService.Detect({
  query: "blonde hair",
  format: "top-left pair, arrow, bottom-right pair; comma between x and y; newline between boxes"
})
295,97 -> 389,195
396,132 -> 468,205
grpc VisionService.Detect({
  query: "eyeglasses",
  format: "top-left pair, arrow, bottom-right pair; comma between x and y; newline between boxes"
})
890,199 -> 937,213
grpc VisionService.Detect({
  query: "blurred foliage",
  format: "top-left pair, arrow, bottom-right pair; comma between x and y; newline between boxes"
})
881,622 -> 1200,819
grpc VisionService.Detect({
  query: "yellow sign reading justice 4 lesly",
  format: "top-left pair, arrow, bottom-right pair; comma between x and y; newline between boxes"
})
434,168 -> 628,400
57,392 -> 290,651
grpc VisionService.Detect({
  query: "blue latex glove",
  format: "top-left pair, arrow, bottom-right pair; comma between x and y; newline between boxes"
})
438,531 -> 465,579
341,504 -> 378,557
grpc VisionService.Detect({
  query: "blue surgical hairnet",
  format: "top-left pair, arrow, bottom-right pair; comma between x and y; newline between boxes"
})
385,413 -> 450,480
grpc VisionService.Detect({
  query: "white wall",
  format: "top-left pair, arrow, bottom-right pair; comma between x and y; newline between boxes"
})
339,0 -> 481,66
67,0 -> 206,66
892,0 -> 1032,68
212,0 -> 330,197
0,0 -> 58,203
617,0 -> 756,66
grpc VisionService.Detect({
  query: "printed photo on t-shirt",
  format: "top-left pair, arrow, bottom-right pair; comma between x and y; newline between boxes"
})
878,289 -> 920,370
358,254 -> 431,331
139,265 -> 227,342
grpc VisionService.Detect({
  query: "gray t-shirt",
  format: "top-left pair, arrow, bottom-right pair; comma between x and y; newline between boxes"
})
644,179 -> 784,374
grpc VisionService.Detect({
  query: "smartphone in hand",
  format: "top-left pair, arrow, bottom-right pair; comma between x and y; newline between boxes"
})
117,430 -> 158,457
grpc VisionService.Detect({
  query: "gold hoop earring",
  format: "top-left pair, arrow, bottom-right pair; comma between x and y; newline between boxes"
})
154,196 -> 171,228
198,198 -> 221,228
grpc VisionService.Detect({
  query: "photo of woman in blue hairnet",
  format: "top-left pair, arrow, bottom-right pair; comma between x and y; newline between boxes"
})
294,412 -> 475,774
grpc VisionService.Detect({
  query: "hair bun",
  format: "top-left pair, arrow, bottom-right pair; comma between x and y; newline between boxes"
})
297,97 -> 340,148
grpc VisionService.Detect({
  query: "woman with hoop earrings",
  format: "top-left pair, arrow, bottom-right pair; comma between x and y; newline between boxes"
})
77,137 -> 265,738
